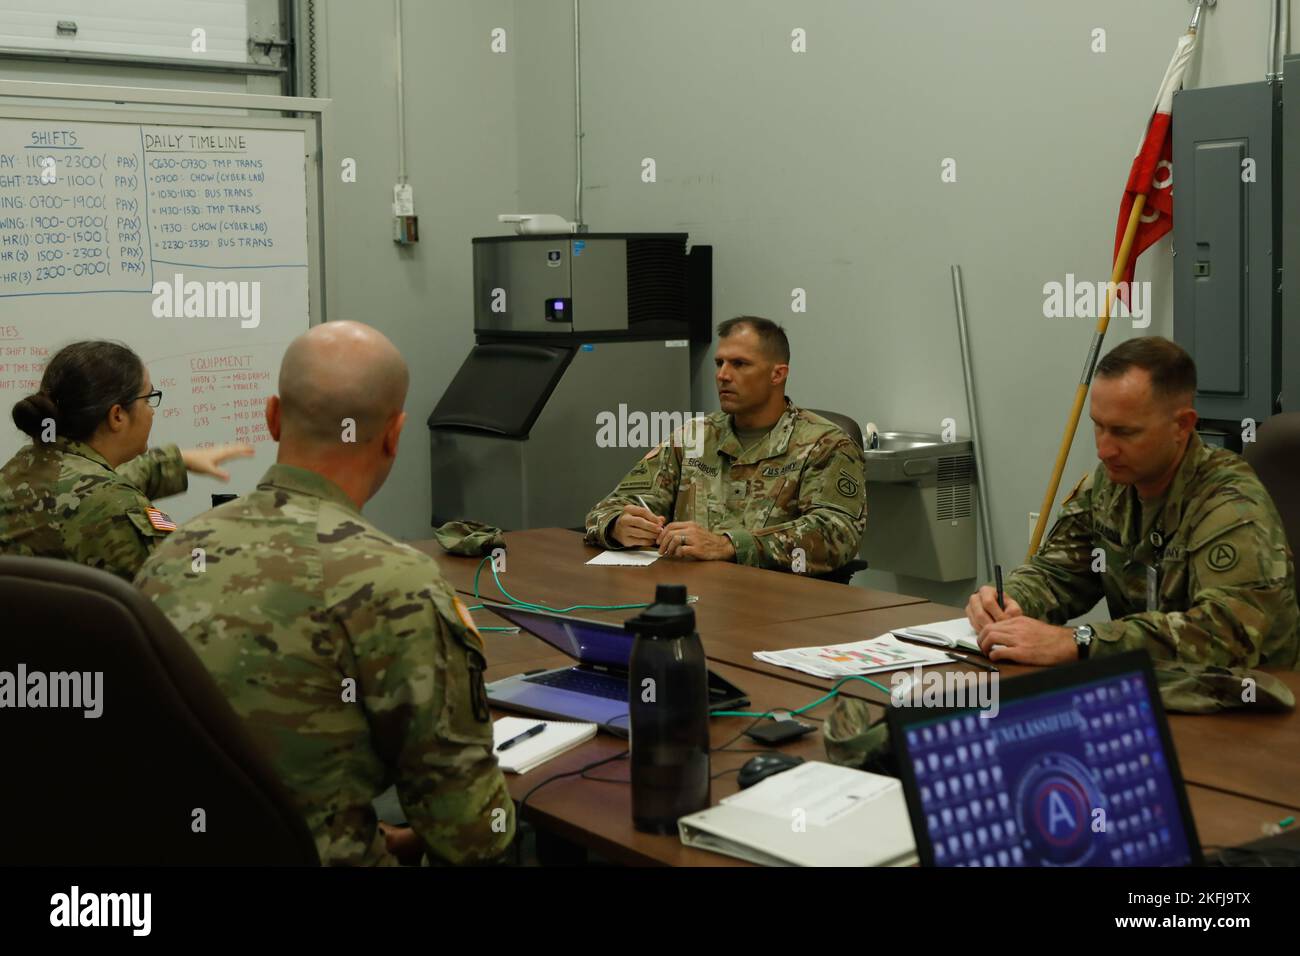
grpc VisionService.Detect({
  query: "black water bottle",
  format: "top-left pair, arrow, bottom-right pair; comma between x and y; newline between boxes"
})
626,584 -> 710,833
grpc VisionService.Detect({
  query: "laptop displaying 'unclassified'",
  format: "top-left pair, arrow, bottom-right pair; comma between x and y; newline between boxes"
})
890,651 -> 1202,867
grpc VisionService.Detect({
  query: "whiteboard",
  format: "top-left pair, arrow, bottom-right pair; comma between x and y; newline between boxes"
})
0,111 -> 314,522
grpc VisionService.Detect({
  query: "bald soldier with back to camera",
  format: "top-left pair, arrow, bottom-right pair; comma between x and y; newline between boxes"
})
134,321 -> 514,866
966,336 -> 1298,669
584,316 -> 867,575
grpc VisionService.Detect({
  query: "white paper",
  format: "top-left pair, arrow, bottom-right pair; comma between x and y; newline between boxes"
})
754,633 -> 949,679
721,761 -> 900,828
586,549 -> 660,567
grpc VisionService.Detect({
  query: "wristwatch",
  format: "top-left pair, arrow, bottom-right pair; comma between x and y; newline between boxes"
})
1072,624 -> 1094,660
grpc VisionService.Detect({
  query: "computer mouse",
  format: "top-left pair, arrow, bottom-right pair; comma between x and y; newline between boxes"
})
737,753 -> 805,789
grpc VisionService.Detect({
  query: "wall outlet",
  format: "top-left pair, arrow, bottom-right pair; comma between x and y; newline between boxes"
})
1028,512 -> 1040,541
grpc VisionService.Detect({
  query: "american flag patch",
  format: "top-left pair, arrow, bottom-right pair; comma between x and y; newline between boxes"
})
145,507 -> 177,532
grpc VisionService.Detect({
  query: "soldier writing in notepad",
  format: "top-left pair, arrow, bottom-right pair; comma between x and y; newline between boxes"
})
965,337 -> 1298,669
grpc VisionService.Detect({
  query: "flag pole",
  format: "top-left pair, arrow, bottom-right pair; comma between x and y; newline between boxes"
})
1025,2 -> 1207,560
1025,195 -> 1147,558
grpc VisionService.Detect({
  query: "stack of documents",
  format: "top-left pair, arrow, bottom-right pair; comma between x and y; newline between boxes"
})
891,617 -> 982,652
679,761 -> 917,866
754,633 -> 949,679
491,718 -> 597,774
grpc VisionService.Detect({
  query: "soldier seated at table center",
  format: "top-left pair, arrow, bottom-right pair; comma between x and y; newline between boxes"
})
584,316 -> 867,576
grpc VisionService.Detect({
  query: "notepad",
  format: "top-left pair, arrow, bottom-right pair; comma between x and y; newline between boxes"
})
586,549 -> 660,566
892,617 -> 982,653
491,717 -> 597,774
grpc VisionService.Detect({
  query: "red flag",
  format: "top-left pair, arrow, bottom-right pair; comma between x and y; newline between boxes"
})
1112,31 -> 1198,307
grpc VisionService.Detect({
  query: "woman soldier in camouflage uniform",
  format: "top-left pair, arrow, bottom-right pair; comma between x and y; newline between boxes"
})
0,340 -> 251,580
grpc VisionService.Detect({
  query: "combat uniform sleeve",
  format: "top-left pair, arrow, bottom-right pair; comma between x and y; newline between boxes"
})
583,438 -> 682,549
347,581 -> 515,864
1003,473 -> 1105,625
65,477 -> 177,582
729,435 -> 866,575
83,511 -> 174,581
116,444 -> 188,500
1088,497 -> 1300,668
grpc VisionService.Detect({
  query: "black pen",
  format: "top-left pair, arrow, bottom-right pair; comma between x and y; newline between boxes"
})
495,722 -> 547,752
947,651 -> 999,674
995,564 -> 1005,611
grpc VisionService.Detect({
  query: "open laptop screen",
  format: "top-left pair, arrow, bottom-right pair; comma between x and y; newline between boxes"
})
891,652 -> 1200,867
484,602 -> 633,669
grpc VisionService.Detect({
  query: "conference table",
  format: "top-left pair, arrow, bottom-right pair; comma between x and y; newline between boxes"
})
410,528 -> 1300,865
708,611 -> 1300,814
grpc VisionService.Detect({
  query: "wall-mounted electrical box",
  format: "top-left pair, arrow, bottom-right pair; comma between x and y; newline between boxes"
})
1172,80 -> 1282,446
1283,55 -> 1300,414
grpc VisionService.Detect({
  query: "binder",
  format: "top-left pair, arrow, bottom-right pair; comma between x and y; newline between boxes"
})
678,761 -> 917,867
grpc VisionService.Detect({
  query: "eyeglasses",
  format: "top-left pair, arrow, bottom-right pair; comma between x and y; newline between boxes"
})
126,390 -> 163,408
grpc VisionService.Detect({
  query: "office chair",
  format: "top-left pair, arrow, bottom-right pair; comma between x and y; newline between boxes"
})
807,408 -> 865,452
1243,412 -> 1300,591
807,408 -> 870,585
0,556 -> 320,865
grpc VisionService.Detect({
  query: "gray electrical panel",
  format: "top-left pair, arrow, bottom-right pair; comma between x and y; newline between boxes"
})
1172,80 -> 1282,433
1284,55 -> 1300,413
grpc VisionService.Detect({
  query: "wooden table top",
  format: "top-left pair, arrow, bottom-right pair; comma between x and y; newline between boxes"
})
421,528 -> 1300,864
712,608 -> 1300,813
483,646 -> 850,866
1185,788 -> 1299,853
479,640 -> 1295,863
704,602 -> 981,689
411,528 -> 926,637
1166,670 -> 1300,812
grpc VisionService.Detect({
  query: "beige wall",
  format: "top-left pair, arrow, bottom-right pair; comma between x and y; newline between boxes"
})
503,0 -> 1283,605
10,1 -> 1279,607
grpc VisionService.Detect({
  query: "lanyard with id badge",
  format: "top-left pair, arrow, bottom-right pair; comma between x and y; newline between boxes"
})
1129,487 -> 1170,613
1144,529 -> 1166,612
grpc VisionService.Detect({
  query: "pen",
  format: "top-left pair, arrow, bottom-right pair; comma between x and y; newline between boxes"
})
995,564 -> 1005,611
947,651 -> 999,674
636,494 -> 665,542
495,722 -> 547,752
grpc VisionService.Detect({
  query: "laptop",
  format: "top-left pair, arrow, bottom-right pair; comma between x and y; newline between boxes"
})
889,651 -> 1203,867
482,602 -> 749,737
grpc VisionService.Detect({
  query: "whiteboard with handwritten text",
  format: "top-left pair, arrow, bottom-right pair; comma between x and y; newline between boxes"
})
0,115 -> 313,522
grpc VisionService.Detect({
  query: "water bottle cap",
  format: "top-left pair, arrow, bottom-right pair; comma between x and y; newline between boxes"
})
655,583 -> 687,605
624,583 -> 695,637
